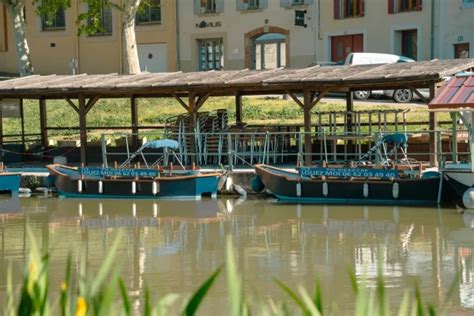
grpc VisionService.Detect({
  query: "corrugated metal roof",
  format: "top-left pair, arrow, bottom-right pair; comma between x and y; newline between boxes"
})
429,74 -> 474,109
0,58 -> 473,99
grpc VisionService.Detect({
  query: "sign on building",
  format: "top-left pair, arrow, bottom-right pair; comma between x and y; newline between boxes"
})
0,99 -> 21,118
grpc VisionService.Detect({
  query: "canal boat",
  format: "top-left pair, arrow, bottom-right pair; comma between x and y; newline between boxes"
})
47,139 -> 221,199
428,73 -> 474,208
254,164 -> 441,206
48,164 -> 220,199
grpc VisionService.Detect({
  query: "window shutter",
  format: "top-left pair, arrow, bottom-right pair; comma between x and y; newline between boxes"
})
416,0 -> 422,11
216,0 -> 224,12
280,0 -> 291,8
304,0 -> 314,4
260,0 -> 268,9
333,0 -> 340,19
194,0 -> 201,14
359,0 -> 364,17
388,0 -> 394,14
236,0 -> 244,11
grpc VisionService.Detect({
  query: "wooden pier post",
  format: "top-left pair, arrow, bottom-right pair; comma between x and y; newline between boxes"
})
131,96 -> 139,149
39,98 -> 48,149
429,84 -> 438,167
235,94 -> 242,125
303,90 -> 312,166
188,93 -> 197,164
19,99 -> 26,148
78,95 -> 87,165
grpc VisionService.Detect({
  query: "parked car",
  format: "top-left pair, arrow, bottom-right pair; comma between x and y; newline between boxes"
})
344,53 -> 418,102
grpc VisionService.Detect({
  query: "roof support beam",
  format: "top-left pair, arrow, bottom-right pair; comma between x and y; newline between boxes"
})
310,89 -> 329,109
196,93 -> 210,111
172,94 -> 189,111
286,90 -> 304,110
85,95 -> 100,115
65,97 -> 79,114
412,89 -> 428,103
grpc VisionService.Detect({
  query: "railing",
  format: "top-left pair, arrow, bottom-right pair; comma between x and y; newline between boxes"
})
98,129 -> 471,169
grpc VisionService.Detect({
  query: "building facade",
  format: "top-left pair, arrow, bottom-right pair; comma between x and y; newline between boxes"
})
0,0 -> 177,75
0,0 -> 472,75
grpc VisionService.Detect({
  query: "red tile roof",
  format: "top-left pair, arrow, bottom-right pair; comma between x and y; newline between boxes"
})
429,75 -> 474,109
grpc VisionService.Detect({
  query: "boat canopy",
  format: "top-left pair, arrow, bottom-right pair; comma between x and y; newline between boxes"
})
144,139 -> 179,150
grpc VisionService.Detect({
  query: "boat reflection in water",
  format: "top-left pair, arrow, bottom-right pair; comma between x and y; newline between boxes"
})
0,198 -> 473,313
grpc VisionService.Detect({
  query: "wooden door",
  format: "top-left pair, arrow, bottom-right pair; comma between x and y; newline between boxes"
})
331,34 -> 364,64
454,43 -> 470,59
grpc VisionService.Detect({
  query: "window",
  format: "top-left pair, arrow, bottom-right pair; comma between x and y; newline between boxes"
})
280,0 -> 313,7
237,0 -> 267,11
401,29 -> 417,60
194,0 -> 221,14
388,0 -> 422,14
253,33 -> 287,70
42,8 -> 66,30
246,0 -> 259,9
334,0 -> 364,19
463,0 -> 474,7
454,43 -> 470,59
136,0 -> 161,24
88,0 -> 112,35
198,38 -> 223,71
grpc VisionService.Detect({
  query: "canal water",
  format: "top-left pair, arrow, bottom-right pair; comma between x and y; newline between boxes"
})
0,196 -> 473,314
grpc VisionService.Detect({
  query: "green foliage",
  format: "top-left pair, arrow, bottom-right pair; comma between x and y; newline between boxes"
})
5,230 -> 460,315
34,0 -> 70,26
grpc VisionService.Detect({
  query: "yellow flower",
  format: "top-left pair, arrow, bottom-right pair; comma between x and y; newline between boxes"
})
61,281 -> 68,291
76,297 -> 87,316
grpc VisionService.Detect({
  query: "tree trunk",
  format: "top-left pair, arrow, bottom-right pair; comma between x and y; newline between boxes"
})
8,1 -> 34,76
121,0 -> 141,74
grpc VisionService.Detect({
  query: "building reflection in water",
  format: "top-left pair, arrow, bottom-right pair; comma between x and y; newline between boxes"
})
0,197 -> 473,313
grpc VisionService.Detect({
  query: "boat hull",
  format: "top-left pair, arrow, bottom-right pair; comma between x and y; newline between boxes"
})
49,165 -> 219,199
0,173 -> 20,196
255,165 -> 440,206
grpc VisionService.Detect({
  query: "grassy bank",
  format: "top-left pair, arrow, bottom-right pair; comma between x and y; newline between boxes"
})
1,97 -> 450,141
4,230 -> 458,315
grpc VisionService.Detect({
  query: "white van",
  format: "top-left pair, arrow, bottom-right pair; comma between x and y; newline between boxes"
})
344,52 -> 414,65
345,53 -> 419,102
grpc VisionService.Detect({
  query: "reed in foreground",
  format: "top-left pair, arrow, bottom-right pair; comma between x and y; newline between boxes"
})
4,231 -> 457,315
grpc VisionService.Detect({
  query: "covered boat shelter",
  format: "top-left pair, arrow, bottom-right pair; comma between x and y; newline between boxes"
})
0,58 -> 473,166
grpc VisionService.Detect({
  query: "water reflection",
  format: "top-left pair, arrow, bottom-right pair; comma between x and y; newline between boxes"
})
0,198 -> 473,313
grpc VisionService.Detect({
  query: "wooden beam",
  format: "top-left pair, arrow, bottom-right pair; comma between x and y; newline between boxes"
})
309,89 -> 330,110
65,97 -> 79,114
172,93 -> 189,110
412,89 -> 428,103
196,93 -> 210,111
78,95 -> 87,165
303,90 -> 313,166
428,84 -> 438,167
188,93 -> 197,164
19,98 -> 25,148
39,98 -> 48,149
85,95 -> 100,115
131,96 -> 139,149
286,90 -> 304,109
235,94 -> 242,124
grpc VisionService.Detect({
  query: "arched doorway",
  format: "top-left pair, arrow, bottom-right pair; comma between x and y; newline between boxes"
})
244,27 -> 289,69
